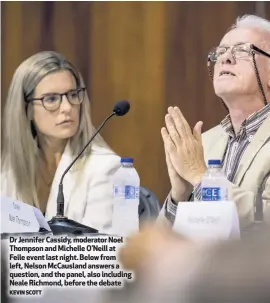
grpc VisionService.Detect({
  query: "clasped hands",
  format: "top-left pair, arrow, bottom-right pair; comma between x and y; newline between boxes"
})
118,107 -> 206,273
161,106 -> 207,202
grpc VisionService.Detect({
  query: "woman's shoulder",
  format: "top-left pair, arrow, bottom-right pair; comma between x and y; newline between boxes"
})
90,142 -> 117,156
82,143 -> 121,174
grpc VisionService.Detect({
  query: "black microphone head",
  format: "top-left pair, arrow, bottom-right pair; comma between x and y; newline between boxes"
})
113,100 -> 130,116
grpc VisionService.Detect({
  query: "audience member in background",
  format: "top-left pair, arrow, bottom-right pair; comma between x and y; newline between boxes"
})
160,14 -> 270,230
1,51 -> 120,232
118,224 -> 270,303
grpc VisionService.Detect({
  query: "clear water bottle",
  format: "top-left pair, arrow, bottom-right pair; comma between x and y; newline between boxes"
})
111,158 -> 140,237
201,159 -> 228,201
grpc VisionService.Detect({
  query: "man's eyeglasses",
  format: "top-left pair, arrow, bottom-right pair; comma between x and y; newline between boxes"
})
26,87 -> 86,111
208,43 -> 270,62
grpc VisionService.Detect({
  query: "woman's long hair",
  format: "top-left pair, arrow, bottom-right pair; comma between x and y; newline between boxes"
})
2,51 -> 109,207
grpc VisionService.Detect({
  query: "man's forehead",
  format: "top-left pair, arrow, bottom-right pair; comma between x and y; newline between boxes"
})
219,27 -> 263,46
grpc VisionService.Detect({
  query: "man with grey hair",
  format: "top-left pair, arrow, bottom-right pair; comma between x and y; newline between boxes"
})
160,14 -> 270,231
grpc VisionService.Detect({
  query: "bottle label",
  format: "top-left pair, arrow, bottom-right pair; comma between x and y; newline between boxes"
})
202,187 -> 221,201
113,185 -> 139,199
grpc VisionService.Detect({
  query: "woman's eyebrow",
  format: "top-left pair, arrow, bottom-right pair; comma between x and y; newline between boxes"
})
40,88 -> 77,97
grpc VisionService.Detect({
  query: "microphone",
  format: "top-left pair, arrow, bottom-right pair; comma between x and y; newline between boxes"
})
48,100 -> 130,235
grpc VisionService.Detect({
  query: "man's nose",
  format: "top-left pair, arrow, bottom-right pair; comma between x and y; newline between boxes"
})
219,49 -> 236,65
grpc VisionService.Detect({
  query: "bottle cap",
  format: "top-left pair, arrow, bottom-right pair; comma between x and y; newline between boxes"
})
121,157 -> 134,164
208,159 -> 221,165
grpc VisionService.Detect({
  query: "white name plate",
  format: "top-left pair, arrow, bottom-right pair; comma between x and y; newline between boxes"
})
33,207 -> 51,232
1,195 -> 45,234
173,201 -> 240,241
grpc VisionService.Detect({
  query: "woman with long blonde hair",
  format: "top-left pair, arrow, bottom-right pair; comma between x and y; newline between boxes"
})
1,51 -> 120,232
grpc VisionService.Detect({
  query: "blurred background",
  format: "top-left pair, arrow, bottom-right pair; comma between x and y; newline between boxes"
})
1,1 -> 270,203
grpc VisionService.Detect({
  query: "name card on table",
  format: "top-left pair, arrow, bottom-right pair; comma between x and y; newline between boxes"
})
1,195 -> 51,234
173,201 -> 240,241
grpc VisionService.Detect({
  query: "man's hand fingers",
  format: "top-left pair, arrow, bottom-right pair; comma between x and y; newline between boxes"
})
164,146 -> 173,168
164,115 -> 181,147
161,127 -> 176,153
193,121 -> 203,142
168,107 -> 192,137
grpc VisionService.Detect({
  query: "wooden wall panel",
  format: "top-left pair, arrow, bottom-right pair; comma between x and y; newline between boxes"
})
265,2 -> 270,19
2,1 -> 265,202
2,2 -> 23,111
88,2 -> 167,200
52,2 -> 76,61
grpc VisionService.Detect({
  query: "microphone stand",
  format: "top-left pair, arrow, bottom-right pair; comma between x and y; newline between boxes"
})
48,112 -> 116,235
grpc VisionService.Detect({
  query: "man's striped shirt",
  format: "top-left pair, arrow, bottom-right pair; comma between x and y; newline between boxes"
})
166,104 -> 270,223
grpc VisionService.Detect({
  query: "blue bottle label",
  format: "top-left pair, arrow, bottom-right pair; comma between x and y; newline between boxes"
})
113,185 -> 139,199
202,187 -> 221,201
